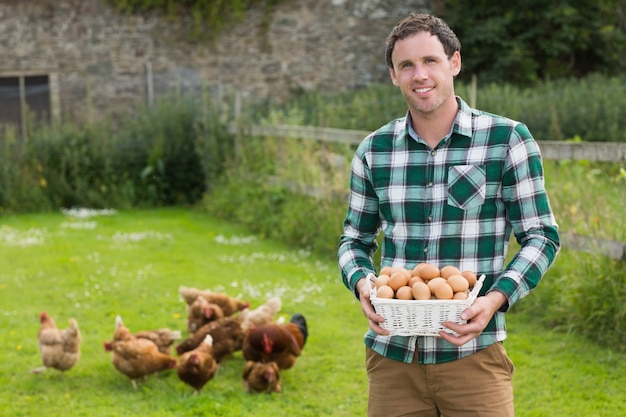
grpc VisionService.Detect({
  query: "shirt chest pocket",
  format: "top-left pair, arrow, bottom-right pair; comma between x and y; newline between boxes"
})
447,165 -> 486,210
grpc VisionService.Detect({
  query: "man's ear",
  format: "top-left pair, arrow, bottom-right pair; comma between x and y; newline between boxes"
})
451,51 -> 462,77
389,67 -> 399,87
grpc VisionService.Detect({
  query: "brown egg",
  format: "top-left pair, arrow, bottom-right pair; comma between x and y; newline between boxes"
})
411,263 -> 429,277
462,270 -> 478,287
434,282 -> 454,299
376,274 -> 391,288
388,271 -> 409,290
419,264 -> 440,280
426,277 -> 446,293
380,266 -> 393,276
392,267 -> 412,280
440,265 -> 462,279
395,286 -> 414,300
376,285 -> 395,299
408,276 -> 424,288
411,282 -> 431,300
447,274 -> 470,292
453,291 -> 468,300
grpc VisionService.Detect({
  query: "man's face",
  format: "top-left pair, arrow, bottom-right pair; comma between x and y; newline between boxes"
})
388,32 -> 461,119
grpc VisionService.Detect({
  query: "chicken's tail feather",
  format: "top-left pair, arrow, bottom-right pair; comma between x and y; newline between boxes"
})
289,313 -> 308,345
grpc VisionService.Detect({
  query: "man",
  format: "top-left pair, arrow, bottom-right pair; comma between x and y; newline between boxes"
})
337,13 -> 560,417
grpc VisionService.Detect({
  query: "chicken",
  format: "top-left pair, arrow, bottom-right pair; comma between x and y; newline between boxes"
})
242,361 -> 282,393
186,296 -> 225,333
103,316 -> 177,388
176,315 -> 245,363
30,312 -> 81,375
133,328 -> 182,355
177,334 -> 218,394
239,296 -> 282,332
242,313 -> 308,370
179,285 -> 249,316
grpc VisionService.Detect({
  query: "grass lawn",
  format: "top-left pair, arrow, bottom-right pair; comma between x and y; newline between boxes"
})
0,207 -> 624,416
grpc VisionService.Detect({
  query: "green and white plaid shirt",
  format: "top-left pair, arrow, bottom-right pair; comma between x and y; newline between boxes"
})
338,97 -> 560,364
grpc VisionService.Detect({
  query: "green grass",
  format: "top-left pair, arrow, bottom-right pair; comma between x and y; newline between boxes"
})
1,208 -> 624,416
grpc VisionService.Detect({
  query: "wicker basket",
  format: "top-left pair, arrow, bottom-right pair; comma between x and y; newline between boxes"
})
367,273 -> 486,336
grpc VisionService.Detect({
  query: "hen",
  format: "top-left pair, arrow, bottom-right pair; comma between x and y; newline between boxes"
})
179,285 -> 249,316
177,334 -> 218,394
176,315 -> 245,363
242,360 -> 282,393
242,313 -> 308,370
239,296 -> 282,332
103,316 -> 177,388
133,328 -> 182,355
30,312 -> 81,375
186,296 -> 225,333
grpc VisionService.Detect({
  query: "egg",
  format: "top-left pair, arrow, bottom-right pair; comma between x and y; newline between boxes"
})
447,274 -> 469,292
395,286 -> 414,300
408,276 -> 424,288
440,265 -> 462,279
426,277 -> 446,293
434,282 -> 454,299
392,267 -> 412,280
453,291 -> 468,300
388,271 -> 409,290
462,270 -> 478,287
411,281 -> 431,300
418,263 -> 440,280
376,274 -> 391,288
376,285 -> 395,299
411,263 -> 429,277
380,266 -> 393,276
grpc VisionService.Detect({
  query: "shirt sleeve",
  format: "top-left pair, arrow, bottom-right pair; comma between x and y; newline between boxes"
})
491,123 -> 560,310
337,142 -> 381,297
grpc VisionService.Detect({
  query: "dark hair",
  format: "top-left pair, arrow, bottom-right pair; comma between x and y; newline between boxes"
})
385,13 -> 461,68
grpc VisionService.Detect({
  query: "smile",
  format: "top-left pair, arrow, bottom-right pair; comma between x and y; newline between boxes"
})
414,87 -> 434,93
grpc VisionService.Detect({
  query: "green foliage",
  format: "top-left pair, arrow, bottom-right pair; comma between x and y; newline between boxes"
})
438,0 -> 626,85
106,0 -> 285,41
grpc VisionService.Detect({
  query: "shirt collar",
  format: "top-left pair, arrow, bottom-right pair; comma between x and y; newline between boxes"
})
405,96 -> 474,143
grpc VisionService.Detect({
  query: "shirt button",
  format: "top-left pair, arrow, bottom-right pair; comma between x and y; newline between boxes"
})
423,248 -> 428,253
427,181 -> 433,187
428,216 -> 433,222
431,150 -> 437,156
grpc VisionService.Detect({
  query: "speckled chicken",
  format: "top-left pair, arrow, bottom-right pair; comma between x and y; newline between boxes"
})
30,312 -> 82,375
242,360 -> 282,393
177,334 -> 218,394
242,313 -> 308,370
186,296 -> 225,333
103,316 -> 177,388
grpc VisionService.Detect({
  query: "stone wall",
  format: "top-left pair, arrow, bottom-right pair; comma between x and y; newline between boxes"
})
0,0 -> 430,125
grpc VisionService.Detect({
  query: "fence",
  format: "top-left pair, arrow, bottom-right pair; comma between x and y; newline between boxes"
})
230,123 -> 626,261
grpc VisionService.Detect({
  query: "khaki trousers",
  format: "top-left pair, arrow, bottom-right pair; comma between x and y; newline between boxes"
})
366,342 -> 515,417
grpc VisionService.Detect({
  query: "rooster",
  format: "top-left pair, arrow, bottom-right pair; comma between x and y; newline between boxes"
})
177,334 -> 218,394
133,328 -> 182,355
242,313 -> 308,370
186,296 -> 225,333
243,361 -> 282,393
103,316 -> 177,388
30,312 -> 81,375
239,296 -> 282,332
179,286 -> 249,316
176,315 -> 245,363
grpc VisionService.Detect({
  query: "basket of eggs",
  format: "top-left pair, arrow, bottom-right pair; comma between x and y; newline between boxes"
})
367,263 -> 486,337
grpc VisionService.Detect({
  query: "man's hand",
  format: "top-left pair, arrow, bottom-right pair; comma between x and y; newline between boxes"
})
439,290 -> 506,346
356,278 -> 390,336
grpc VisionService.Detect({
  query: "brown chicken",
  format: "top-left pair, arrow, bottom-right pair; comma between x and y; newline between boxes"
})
242,361 -> 282,393
103,316 -> 177,388
30,312 -> 81,375
239,296 -> 282,332
186,296 -> 225,333
242,313 -> 308,370
177,334 -> 218,394
179,285 -> 249,316
133,328 -> 182,355
176,315 -> 245,363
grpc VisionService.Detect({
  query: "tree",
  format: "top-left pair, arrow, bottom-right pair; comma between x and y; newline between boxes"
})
437,0 -> 626,85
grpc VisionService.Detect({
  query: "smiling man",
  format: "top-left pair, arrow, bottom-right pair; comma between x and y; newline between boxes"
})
338,13 -> 560,417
